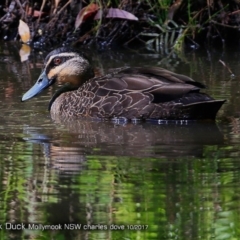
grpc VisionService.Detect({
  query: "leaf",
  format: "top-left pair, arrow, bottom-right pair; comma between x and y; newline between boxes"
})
75,3 -> 99,30
95,8 -> 138,21
26,7 -> 45,17
167,0 -> 183,21
53,0 -> 61,14
55,0 -> 60,8
18,20 -> 30,43
33,10 -> 44,17
107,8 -> 138,20
19,44 -> 31,62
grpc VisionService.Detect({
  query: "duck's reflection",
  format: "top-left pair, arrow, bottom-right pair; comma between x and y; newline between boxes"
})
19,120 -> 225,238
23,120 -> 224,174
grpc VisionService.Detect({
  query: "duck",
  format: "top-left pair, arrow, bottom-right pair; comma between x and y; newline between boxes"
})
22,47 -> 225,121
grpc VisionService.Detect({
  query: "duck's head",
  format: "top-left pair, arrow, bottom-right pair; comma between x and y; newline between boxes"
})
22,47 -> 94,101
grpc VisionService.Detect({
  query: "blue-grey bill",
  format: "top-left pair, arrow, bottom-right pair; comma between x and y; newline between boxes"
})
22,71 -> 51,101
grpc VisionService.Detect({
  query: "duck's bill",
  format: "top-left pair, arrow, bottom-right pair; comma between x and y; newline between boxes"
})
22,71 -> 53,101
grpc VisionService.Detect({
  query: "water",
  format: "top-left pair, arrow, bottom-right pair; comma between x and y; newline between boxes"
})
0,42 -> 239,239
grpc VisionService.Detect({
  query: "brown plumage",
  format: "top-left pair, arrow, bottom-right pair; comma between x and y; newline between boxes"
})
22,47 -> 225,121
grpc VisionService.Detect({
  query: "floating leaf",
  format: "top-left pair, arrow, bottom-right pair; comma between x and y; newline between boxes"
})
75,3 -> 99,30
95,8 -> 138,21
18,20 -> 30,43
19,44 -> 31,62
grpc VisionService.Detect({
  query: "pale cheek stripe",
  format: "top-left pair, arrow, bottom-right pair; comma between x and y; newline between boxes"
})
47,59 -> 82,79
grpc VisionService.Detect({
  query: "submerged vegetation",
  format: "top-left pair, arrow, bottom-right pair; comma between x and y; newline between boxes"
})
1,0 -> 240,51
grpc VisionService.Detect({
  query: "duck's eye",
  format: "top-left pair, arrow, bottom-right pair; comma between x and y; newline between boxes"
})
53,58 -> 62,65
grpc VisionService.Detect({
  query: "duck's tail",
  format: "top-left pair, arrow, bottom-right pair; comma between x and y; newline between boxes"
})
183,100 -> 226,120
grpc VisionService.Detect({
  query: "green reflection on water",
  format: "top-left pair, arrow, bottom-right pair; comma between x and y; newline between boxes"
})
0,138 -> 240,239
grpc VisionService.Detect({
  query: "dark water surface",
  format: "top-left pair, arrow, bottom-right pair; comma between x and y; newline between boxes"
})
0,42 -> 240,240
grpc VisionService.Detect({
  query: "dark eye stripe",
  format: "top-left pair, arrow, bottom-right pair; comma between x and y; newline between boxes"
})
45,56 -> 73,74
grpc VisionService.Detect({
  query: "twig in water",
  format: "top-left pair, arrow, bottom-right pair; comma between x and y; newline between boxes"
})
219,59 -> 235,77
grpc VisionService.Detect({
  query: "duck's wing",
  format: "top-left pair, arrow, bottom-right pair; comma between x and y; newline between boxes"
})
76,67 -> 222,119
95,67 -> 205,103
119,67 -> 205,87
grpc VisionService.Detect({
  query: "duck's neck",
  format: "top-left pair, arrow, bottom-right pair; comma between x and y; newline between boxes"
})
48,83 -> 76,111
48,66 -> 95,111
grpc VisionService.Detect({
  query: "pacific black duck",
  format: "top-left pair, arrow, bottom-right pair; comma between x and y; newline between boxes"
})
22,47 -> 225,121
